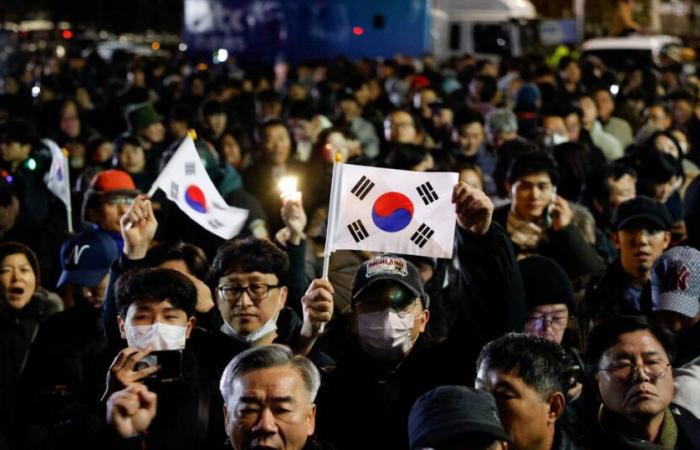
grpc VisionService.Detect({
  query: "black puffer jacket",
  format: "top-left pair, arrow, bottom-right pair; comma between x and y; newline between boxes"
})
0,290 -> 60,444
316,223 -> 526,450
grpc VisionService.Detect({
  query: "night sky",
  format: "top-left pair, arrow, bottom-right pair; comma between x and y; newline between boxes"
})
1,0 -> 184,33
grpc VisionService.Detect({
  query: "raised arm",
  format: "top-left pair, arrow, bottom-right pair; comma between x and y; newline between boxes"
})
451,182 -> 526,349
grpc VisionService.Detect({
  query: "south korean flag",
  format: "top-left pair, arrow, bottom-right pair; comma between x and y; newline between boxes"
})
328,164 -> 458,258
149,137 -> 249,239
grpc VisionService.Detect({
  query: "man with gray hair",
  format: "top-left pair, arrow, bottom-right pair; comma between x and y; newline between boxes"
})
219,344 -> 322,450
486,108 -> 518,148
107,344 -> 327,450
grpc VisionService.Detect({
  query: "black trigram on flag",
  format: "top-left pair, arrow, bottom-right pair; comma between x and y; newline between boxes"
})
351,176 -> 375,200
416,182 -> 438,205
170,182 -> 180,199
207,218 -> 224,229
347,220 -> 369,243
185,162 -> 196,176
411,223 -> 434,248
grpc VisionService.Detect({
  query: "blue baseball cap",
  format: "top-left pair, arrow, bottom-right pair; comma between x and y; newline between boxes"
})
57,230 -> 119,288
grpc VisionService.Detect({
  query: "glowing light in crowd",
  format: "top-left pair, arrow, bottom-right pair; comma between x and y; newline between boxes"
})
352,26 -> 364,36
56,45 -> 66,58
151,41 -> 161,51
61,29 -> 73,39
278,176 -> 301,201
31,86 -> 41,98
214,48 -> 229,63
178,43 -> 188,52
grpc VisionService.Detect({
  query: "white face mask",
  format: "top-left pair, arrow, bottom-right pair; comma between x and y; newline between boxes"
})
220,311 -> 279,344
125,322 -> 187,351
545,132 -> 569,147
357,309 -> 416,363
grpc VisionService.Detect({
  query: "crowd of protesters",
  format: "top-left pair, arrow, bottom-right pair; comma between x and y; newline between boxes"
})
0,34 -> 700,450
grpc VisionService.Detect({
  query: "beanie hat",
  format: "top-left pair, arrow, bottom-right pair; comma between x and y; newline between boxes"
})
518,256 -> 574,310
409,386 -> 509,449
127,103 -> 163,133
514,83 -> 541,113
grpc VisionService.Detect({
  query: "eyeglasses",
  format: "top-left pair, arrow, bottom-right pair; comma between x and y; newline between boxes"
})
600,361 -> 671,383
107,196 -> 135,206
217,283 -> 281,302
525,314 -> 569,328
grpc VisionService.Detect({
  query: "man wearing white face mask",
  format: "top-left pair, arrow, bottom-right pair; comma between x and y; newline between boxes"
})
350,257 -> 430,364
106,268 -> 197,394
315,182 -> 527,450
103,267 -> 229,449
202,237 -> 333,374
542,114 -> 571,149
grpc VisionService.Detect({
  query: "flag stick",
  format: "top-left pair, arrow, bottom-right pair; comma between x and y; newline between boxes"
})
322,153 -> 343,279
124,181 -> 159,231
65,160 -> 73,233
66,206 -> 73,233
146,183 -> 159,197
317,153 -> 343,335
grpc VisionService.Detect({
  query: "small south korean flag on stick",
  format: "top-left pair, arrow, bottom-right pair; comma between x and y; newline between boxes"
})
148,137 -> 249,239
41,138 -> 73,232
327,164 -> 458,258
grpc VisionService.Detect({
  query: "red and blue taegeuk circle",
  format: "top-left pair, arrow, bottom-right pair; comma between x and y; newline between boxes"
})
184,185 -> 207,213
371,192 -> 414,232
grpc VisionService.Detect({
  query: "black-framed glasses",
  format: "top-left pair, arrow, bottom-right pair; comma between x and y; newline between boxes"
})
600,361 -> 671,383
217,283 -> 281,302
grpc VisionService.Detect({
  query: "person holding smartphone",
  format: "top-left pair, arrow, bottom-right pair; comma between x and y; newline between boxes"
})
492,152 -> 605,281
104,267 -> 228,450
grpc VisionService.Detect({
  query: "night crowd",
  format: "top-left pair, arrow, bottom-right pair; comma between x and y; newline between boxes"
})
0,38 -> 699,450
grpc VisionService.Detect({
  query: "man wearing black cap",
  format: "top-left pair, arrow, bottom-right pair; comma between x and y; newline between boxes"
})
409,385 -> 510,450
584,196 -> 672,328
316,183 -> 526,450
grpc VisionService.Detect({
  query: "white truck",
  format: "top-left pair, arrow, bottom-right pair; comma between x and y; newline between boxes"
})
430,0 -> 539,60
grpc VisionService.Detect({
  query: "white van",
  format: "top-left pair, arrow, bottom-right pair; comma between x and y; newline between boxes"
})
581,35 -> 682,70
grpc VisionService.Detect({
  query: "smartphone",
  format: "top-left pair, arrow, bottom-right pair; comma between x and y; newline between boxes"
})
135,350 -> 183,383
543,187 -> 557,228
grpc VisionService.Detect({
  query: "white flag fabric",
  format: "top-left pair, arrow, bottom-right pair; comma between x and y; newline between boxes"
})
42,138 -> 72,211
327,164 -> 458,258
151,137 -> 248,239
